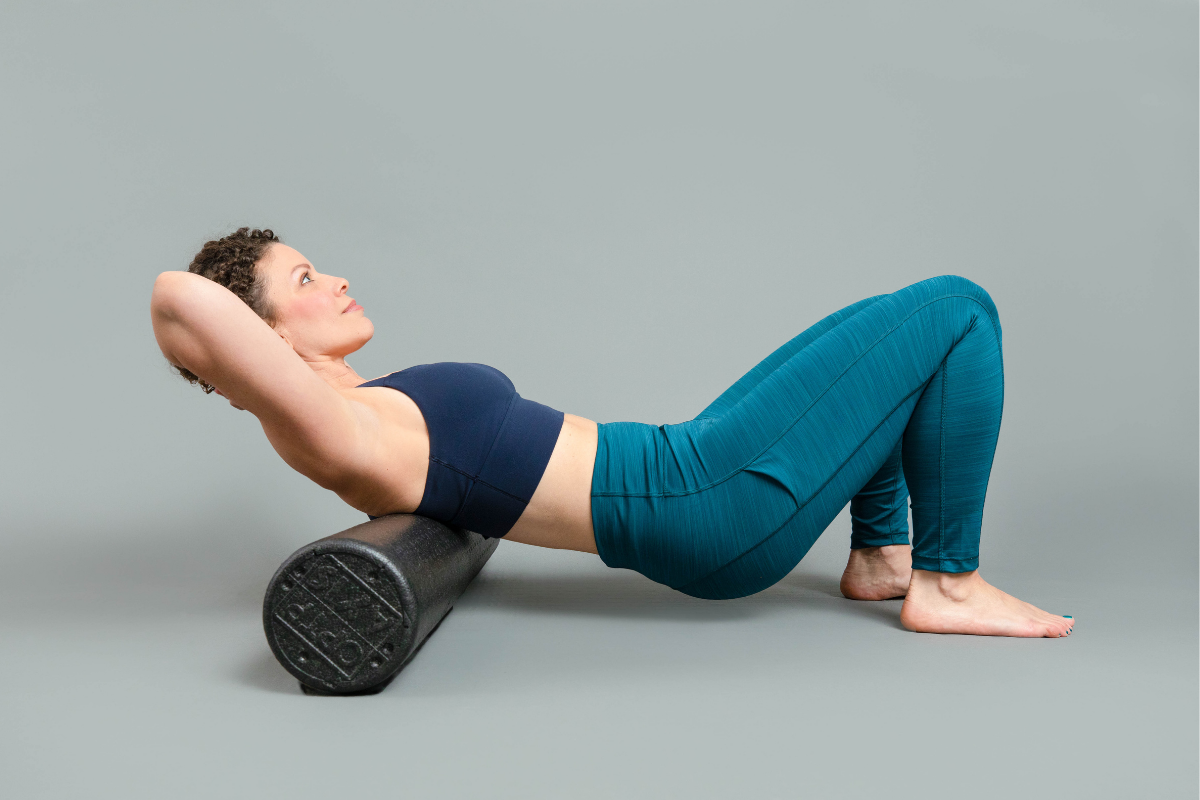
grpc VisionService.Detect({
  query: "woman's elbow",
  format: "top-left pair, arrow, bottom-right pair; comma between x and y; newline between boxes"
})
151,272 -> 221,334
151,271 -> 186,321
151,272 -> 199,361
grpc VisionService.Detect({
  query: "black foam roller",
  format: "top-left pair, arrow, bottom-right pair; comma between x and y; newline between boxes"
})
262,515 -> 498,695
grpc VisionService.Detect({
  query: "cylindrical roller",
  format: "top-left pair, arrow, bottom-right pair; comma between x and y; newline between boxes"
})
262,515 -> 499,695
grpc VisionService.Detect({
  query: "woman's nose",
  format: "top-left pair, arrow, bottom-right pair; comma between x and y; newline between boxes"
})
332,276 -> 349,293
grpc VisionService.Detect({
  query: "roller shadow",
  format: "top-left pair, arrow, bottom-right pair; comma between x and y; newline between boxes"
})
238,650 -> 303,695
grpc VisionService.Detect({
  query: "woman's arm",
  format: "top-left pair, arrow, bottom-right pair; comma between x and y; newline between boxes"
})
150,271 -> 371,490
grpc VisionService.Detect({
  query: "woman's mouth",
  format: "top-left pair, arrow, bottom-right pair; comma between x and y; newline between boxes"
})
343,300 -> 363,314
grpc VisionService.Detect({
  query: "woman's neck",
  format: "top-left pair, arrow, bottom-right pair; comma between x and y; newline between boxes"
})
306,357 -> 366,392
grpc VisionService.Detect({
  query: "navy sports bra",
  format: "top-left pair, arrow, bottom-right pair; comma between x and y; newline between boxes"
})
358,362 -> 565,539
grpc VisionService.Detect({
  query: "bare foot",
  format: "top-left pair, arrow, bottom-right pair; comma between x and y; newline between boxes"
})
840,544 -> 913,600
900,569 -> 1074,638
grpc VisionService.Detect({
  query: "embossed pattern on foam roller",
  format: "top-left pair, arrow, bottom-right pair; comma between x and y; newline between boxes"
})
262,515 -> 499,695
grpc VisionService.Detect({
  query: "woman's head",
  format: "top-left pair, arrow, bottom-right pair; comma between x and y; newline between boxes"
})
177,228 -> 373,392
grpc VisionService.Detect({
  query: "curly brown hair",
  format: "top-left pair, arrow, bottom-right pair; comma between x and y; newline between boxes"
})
175,227 -> 283,393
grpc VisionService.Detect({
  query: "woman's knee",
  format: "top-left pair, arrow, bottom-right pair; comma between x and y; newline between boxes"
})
926,275 -> 1000,325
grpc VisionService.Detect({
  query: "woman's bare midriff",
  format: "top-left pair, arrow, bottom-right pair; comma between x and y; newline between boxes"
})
324,384 -> 598,554
504,414 -> 598,553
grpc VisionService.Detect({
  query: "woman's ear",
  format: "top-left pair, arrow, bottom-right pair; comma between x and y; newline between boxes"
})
273,324 -> 294,350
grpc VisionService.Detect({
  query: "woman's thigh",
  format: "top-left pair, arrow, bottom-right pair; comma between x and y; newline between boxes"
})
667,275 -> 997,489
695,293 -> 889,422
596,275 -> 999,597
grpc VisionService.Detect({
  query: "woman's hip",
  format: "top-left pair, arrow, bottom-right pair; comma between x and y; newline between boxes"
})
590,420 -> 802,590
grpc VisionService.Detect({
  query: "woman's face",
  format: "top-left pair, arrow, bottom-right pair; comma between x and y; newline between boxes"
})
257,243 -> 374,360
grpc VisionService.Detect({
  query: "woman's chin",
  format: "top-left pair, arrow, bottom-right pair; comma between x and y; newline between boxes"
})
348,324 -> 374,354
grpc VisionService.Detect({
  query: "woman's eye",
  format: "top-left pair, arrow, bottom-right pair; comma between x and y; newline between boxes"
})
301,273 -> 312,285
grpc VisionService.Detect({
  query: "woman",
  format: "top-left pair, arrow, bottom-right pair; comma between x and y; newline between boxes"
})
152,228 -> 1073,638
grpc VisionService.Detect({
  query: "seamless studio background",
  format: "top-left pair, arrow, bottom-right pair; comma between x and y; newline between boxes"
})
1,2 -> 1196,799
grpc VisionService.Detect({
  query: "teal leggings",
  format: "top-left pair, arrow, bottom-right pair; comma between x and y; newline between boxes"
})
590,275 -> 1005,600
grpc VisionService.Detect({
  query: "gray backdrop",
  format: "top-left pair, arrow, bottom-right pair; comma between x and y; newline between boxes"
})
1,2 -> 1196,798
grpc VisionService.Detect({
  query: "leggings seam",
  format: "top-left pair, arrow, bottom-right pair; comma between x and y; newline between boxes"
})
675,382 -> 927,592
939,357 -> 947,566
889,441 -> 903,537
594,293 -> 1000,499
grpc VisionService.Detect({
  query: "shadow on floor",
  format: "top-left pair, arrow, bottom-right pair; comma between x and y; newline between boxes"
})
233,568 -> 908,695
459,567 -> 906,628
237,651 -> 303,695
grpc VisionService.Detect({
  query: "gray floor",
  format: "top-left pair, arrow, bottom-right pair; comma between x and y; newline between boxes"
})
3,485 -> 1195,799
1,1 -> 1196,798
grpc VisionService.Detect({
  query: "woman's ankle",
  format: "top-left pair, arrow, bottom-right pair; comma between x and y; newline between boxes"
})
908,568 -> 982,601
849,543 -> 911,565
